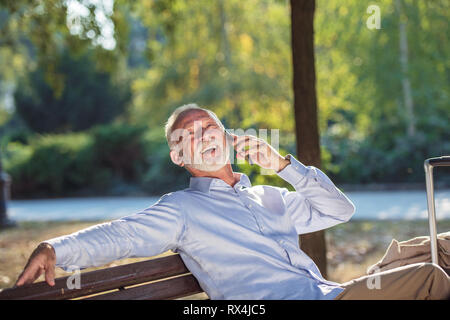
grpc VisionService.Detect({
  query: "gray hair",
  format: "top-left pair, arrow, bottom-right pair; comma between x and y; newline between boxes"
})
165,103 -> 225,149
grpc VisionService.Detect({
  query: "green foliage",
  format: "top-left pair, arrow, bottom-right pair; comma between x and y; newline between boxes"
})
2,141 -> 33,178
90,123 -> 149,182
14,49 -> 131,133
141,142 -> 191,195
4,133 -> 98,197
0,0 -> 130,86
1,0 -> 449,199
1,125 -> 32,145
130,0 -> 294,132
3,123 -> 154,197
325,130 -> 450,184
315,0 -> 450,183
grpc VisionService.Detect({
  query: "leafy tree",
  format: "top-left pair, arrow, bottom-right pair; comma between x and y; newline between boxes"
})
0,0 -> 130,81
2,0 -> 449,201
130,0 -> 294,133
14,49 -> 131,133
315,0 -> 450,183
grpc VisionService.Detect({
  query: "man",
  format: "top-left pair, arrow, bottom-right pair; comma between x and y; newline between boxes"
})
16,104 -> 450,300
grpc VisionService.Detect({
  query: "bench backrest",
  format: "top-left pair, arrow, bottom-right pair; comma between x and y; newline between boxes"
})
0,254 -> 205,300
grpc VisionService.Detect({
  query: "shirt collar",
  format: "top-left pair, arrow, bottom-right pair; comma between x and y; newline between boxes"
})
189,173 -> 252,194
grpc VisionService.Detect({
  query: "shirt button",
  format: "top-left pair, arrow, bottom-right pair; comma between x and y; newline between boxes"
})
248,204 -> 252,208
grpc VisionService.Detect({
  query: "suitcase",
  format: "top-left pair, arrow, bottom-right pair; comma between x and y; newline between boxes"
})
424,156 -> 450,266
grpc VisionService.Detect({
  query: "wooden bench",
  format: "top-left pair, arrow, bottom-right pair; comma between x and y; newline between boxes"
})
0,254 -> 208,300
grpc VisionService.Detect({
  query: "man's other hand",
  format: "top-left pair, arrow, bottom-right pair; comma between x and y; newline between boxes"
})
15,242 -> 56,287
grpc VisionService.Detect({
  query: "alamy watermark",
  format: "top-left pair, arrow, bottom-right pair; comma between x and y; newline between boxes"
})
366,5 -> 381,30
366,265 -> 381,290
169,122 -> 281,175
66,265 -> 81,290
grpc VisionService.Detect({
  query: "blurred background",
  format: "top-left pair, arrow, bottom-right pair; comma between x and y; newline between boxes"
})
0,0 -> 449,289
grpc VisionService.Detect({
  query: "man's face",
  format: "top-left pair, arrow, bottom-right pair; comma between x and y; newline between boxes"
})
170,110 -> 230,172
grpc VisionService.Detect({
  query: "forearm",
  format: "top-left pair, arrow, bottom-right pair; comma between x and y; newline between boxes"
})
44,194 -> 185,271
278,154 -> 355,220
44,221 -> 136,271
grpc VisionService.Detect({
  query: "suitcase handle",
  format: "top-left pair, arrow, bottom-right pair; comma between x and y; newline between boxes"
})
426,156 -> 450,167
424,156 -> 450,265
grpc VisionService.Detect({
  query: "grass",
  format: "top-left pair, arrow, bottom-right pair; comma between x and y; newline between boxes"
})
1,219 -> 449,289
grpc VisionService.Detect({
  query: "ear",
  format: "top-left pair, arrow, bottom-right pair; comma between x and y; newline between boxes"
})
170,149 -> 184,167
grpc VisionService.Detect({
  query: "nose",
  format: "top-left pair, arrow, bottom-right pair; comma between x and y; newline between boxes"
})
202,127 -> 221,143
202,130 -> 214,142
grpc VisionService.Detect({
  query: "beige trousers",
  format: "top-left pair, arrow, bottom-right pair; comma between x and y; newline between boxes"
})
334,263 -> 450,300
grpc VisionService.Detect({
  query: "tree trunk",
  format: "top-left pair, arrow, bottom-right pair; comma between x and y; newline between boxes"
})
395,0 -> 415,137
289,0 -> 327,277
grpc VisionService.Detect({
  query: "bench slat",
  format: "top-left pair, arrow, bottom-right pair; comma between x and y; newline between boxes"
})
85,274 -> 202,300
0,254 -> 191,300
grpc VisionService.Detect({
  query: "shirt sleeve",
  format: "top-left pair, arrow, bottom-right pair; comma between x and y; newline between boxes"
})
43,192 -> 185,271
276,154 -> 355,235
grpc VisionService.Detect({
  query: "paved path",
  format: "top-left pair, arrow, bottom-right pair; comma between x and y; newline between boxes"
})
5,190 -> 450,221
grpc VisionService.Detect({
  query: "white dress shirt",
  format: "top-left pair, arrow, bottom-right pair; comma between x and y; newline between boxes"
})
46,155 -> 355,299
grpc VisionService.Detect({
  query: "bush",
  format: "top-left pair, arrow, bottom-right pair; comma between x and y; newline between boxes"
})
14,50 -> 131,134
2,123 -> 159,198
140,129 -> 191,194
90,123 -> 149,182
3,142 -> 33,179
4,133 -> 104,197
322,130 -> 450,185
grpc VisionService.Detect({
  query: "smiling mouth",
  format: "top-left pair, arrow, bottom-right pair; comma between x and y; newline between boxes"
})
201,145 -> 218,154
